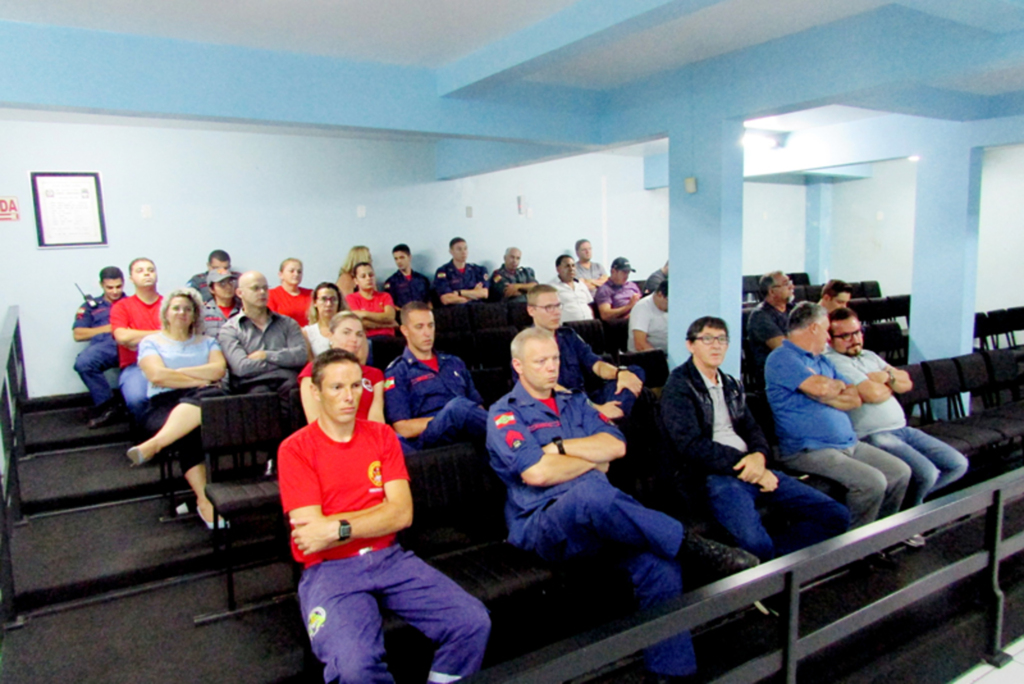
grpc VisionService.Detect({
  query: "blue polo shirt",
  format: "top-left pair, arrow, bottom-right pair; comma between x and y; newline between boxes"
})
72,297 -> 117,345
383,347 -> 482,423
765,339 -> 857,458
382,270 -> 433,307
433,260 -> 489,299
554,326 -> 602,392
486,382 -> 624,546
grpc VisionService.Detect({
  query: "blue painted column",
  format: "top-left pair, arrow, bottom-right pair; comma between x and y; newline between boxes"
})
804,180 -> 833,284
667,117 -> 745,375
907,142 -> 983,363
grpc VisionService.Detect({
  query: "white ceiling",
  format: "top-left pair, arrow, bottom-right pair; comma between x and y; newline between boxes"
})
0,0 -> 579,67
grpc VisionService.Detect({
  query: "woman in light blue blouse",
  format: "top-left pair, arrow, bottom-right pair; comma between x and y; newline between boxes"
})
127,287 -> 227,528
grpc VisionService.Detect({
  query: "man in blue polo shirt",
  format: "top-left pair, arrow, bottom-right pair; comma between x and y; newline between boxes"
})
527,284 -> 644,419
765,302 -> 910,529
384,301 -> 487,452
487,327 -> 758,682
433,237 -> 489,305
73,265 -> 126,428
382,243 -> 432,308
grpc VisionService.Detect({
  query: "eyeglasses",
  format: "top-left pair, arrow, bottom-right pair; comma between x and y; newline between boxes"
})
693,335 -> 729,346
832,328 -> 863,341
534,303 -> 562,313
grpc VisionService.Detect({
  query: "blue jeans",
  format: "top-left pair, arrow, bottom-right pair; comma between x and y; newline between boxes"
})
74,341 -> 119,406
401,397 -> 488,453
705,472 -> 850,561
862,427 -> 969,507
590,365 -> 645,416
118,363 -> 150,423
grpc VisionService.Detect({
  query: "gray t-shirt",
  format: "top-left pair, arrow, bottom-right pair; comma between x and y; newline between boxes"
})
823,347 -> 907,437
700,370 -> 749,453
576,261 -> 606,281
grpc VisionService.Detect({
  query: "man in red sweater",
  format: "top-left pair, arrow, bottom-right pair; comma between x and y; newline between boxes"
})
110,258 -> 163,423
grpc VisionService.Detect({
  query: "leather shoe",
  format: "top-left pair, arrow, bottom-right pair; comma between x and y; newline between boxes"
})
679,530 -> 759,578
87,404 -> 122,429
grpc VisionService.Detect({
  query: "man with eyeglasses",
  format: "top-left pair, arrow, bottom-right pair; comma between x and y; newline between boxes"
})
527,284 -> 644,419
549,254 -> 594,322
826,308 -> 966,522
765,302 -> 910,530
660,317 -> 849,561
746,271 -> 795,382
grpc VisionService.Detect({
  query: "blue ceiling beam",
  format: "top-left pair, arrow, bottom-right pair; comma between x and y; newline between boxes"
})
435,0 -> 722,98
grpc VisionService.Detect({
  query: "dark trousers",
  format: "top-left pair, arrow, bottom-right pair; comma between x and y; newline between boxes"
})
401,397 -> 487,453
74,342 -> 119,406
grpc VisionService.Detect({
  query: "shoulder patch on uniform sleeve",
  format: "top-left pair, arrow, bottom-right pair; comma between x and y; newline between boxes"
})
504,430 -> 524,449
436,271 -> 446,278
383,377 -> 396,391
494,412 -> 516,429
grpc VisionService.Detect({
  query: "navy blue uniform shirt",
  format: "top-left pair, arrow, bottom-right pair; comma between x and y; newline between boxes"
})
384,347 -> 482,423
433,260 -> 489,299
72,297 -> 117,345
554,326 -> 603,393
382,270 -> 433,308
486,382 -> 624,545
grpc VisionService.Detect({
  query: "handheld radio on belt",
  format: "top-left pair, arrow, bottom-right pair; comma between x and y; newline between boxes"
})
76,283 -> 99,309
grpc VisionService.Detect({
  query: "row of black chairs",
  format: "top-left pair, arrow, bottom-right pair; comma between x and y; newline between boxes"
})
975,306 -> 1024,350
741,274 -> 883,303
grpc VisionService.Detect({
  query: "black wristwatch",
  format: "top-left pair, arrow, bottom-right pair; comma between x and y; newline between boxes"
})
337,520 -> 351,542
551,437 -> 566,455
616,366 -> 628,378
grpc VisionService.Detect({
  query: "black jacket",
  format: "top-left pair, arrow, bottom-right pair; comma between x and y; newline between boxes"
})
660,359 -> 771,480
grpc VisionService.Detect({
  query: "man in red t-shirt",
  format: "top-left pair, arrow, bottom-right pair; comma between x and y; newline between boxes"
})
279,349 -> 490,683
345,262 -> 398,337
110,257 -> 163,422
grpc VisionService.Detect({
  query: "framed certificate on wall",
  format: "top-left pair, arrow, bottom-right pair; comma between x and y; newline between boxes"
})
31,172 -> 107,248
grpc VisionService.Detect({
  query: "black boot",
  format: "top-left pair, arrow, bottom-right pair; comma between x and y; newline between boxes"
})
678,530 -> 759,578
87,400 -> 124,429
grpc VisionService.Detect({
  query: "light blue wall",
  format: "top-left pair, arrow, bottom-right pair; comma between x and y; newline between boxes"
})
0,117 -> 668,398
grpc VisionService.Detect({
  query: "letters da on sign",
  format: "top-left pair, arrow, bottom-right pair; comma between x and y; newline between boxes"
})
0,197 -> 19,221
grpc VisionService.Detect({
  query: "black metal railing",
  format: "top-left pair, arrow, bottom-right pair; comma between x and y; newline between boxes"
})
0,306 -> 27,626
469,467 -> 1024,683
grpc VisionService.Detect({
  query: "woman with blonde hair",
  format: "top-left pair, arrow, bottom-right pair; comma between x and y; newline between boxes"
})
298,312 -> 384,424
268,257 -> 313,326
126,287 -> 227,528
336,245 -> 372,297
303,281 -> 345,359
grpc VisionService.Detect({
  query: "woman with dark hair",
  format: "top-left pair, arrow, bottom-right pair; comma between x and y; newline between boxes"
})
303,281 -> 344,359
126,287 -> 227,528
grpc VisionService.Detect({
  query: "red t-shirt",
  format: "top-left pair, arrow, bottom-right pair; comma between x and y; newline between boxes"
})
299,362 -> 384,421
540,396 -> 560,415
421,356 -> 439,372
267,286 -> 312,327
278,420 -> 409,567
109,294 -> 163,368
345,290 -> 397,337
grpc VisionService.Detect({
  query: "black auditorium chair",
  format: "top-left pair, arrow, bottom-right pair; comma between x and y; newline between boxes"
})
603,318 -> 630,354
787,272 -> 810,286
895,364 -> 974,457
565,319 -> 606,355
849,281 -> 866,299
983,348 -> 1024,406
920,358 -> 1008,458
432,305 -> 471,334
507,301 -> 532,330
792,285 -> 808,302
435,331 -> 477,368
468,302 -> 508,332
889,294 -> 911,325
617,349 -> 669,389
862,321 -> 907,364
975,312 -> 992,351
846,297 -> 872,323
369,334 -> 407,372
952,353 -> 1024,445
805,284 -> 823,303
742,275 -> 762,302
473,326 -> 517,372
201,393 -> 286,615
861,280 -> 882,298
471,368 -> 513,408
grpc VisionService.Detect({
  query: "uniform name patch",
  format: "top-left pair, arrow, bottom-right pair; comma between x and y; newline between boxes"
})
494,412 -> 516,429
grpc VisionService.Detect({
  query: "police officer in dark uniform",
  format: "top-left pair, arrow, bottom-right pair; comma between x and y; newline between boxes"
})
486,328 -> 758,682
384,302 -> 488,452
73,266 -> 125,428
433,237 -> 489,305
382,243 -> 433,308
488,247 -> 537,303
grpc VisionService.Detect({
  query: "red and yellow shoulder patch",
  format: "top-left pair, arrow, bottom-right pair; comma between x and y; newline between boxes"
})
383,377 -> 396,391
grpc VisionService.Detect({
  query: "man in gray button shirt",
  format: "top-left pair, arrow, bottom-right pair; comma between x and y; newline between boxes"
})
825,307 -> 967,510
219,271 -> 307,396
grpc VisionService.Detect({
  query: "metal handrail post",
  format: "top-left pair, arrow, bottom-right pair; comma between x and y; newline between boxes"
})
983,489 -> 1011,667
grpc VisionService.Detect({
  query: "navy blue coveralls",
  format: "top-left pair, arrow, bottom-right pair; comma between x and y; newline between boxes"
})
72,297 -> 119,406
554,326 -> 645,415
432,261 -> 489,301
382,270 -> 433,308
486,382 -> 697,677
383,347 -> 488,452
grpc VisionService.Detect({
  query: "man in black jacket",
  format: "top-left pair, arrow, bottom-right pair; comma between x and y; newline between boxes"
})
660,316 -> 849,561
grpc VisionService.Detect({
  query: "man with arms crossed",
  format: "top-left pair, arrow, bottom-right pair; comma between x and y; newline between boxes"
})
826,308 -> 966,517
280,349 -> 490,683
384,302 -> 488,452
487,328 -> 757,682
488,247 -> 536,303
382,243 -> 432,308
73,266 -> 125,428
433,237 -> 488,305
765,302 -> 910,529
661,316 -> 849,561
574,239 -> 608,292
110,258 -> 163,423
